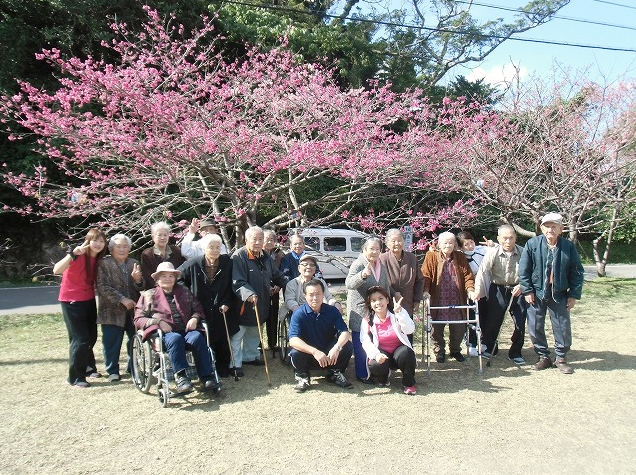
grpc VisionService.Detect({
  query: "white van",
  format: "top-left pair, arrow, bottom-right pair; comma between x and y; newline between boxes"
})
288,228 -> 368,280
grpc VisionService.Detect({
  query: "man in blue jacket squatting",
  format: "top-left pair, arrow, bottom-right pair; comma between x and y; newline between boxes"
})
519,213 -> 584,374
288,278 -> 353,392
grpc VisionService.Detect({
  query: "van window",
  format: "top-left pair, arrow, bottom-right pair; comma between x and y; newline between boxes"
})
303,236 -> 319,250
324,237 -> 346,252
351,237 -> 364,252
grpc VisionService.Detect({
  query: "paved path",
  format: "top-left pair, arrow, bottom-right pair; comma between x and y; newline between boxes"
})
0,285 -> 61,316
0,265 -> 634,316
583,264 -> 636,280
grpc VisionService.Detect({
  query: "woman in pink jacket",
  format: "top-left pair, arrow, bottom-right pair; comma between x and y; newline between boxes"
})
360,286 -> 417,395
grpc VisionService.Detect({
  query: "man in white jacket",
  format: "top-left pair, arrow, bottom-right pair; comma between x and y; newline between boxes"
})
181,218 -> 227,258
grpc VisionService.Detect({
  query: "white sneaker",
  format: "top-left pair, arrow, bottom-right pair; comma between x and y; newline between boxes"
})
108,373 -> 121,382
468,346 -> 478,357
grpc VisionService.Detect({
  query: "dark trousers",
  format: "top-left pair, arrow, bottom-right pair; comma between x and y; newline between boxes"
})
290,341 -> 353,376
210,337 -> 230,373
101,313 -> 135,375
482,285 -> 527,357
368,345 -> 416,387
527,290 -> 571,359
61,299 -> 98,384
431,323 -> 466,355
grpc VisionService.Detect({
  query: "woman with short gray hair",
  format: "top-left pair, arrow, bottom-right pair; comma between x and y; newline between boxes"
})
97,233 -> 144,382
140,221 -> 185,288
421,231 -> 476,363
380,228 -> 424,330
346,236 -> 392,384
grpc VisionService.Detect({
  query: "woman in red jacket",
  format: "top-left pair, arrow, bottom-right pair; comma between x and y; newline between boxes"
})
421,231 -> 476,363
53,228 -> 107,388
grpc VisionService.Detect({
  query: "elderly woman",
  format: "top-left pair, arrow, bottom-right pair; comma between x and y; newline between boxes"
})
53,228 -> 108,388
181,217 -> 228,259
281,254 -> 342,319
140,221 -> 185,288
135,262 -> 216,393
360,287 -> 417,394
346,236 -> 392,383
96,234 -> 144,382
421,231 -> 476,363
379,228 -> 425,322
178,234 -> 236,378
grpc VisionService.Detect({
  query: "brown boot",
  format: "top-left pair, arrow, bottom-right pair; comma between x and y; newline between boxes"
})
533,357 -> 553,371
555,358 -> 574,374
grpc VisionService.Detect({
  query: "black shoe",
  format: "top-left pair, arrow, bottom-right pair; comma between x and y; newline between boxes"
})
450,352 -> 465,362
356,377 -> 376,385
244,359 -> 265,366
201,376 -> 221,392
436,353 -> 446,363
294,373 -> 310,392
508,355 -> 526,366
175,372 -> 193,394
229,367 -> 244,378
328,370 -> 353,389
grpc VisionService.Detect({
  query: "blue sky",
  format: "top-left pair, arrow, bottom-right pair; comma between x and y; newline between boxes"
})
456,0 -> 636,85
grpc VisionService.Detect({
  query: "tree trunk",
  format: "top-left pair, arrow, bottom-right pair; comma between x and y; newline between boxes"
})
592,204 -> 620,277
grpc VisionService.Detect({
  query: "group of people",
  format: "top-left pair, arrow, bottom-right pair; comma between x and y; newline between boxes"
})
421,213 -> 584,375
54,211 -> 584,397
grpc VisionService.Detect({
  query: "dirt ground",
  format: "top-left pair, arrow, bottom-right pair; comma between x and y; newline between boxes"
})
1,279 -> 635,475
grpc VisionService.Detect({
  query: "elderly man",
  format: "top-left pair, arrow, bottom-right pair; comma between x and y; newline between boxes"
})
474,225 -> 528,365
519,213 -> 584,374
181,218 -> 227,259
231,226 -> 288,375
288,278 -> 353,392
280,234 -> 320,281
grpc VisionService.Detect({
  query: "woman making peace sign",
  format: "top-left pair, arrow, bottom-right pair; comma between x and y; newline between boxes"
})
360,286 -> 418,395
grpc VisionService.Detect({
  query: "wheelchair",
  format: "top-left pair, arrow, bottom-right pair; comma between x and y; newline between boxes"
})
277,311 -> 291,365
131,321 -> 221,407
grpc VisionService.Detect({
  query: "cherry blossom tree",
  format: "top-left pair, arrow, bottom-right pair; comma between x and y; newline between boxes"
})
437,74 -> 636,275
1,8 -> 476,248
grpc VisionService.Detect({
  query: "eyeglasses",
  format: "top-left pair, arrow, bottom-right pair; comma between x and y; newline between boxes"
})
299,263 -> 316,268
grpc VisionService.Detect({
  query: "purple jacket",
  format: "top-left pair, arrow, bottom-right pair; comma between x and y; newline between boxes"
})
134,284 -> 204,340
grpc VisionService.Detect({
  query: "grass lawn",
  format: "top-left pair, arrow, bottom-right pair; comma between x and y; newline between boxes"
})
0,278 -> 635,474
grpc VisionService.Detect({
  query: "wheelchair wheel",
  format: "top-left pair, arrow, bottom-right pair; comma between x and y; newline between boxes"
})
278,317 -> 290,364
131,333 -> 157,394
158,387 -> 169,408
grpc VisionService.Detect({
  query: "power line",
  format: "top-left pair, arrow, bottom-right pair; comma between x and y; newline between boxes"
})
218,0 -> 636,53
591,0 -> 636,10
455,0 -> 636,32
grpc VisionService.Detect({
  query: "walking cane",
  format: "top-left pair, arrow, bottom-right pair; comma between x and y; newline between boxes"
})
253,300 -> 272,386
221,308 -> 239,381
